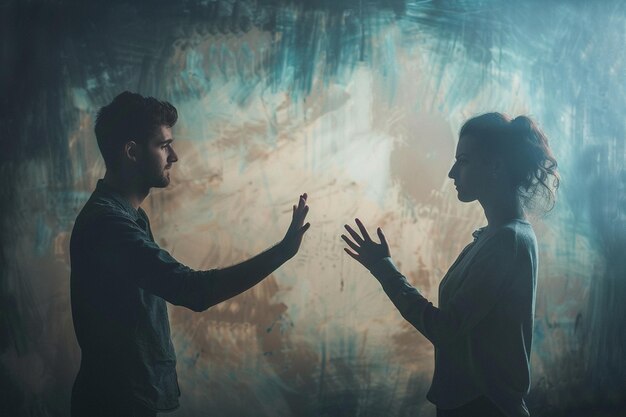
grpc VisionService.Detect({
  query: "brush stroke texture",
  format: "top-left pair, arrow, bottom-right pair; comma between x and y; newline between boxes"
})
1,1 -> 624,416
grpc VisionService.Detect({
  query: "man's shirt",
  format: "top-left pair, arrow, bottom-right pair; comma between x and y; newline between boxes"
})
70,180 -> 215,411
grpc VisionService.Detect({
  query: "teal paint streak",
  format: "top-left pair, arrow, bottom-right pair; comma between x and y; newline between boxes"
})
381,30 -> 399,105
181,48 -> 212,96
34,215 -> 52,257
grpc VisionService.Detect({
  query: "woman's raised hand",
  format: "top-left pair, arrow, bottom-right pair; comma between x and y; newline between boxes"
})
342,218 -> 390,270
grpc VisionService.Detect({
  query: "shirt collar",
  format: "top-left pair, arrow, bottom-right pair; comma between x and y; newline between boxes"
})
94,179 -> 143,221
472,226 -> 488,240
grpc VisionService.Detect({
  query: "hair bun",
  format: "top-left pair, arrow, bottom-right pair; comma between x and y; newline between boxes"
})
511,115 -> 531,130
510,116 -> 537,143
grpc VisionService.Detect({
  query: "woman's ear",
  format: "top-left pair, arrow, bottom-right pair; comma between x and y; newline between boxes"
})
491,157 -> 506,179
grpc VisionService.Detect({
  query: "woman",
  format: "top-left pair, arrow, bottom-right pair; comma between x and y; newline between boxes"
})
341,113 -> 559,417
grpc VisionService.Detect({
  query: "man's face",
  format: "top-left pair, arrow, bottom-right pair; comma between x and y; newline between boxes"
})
138,125 -> 178,188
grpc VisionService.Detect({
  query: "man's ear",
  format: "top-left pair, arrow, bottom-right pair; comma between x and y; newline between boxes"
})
124,141 -> 139,162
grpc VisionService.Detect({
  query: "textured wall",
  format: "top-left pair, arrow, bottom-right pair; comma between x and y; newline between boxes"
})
1,1 -> 625,416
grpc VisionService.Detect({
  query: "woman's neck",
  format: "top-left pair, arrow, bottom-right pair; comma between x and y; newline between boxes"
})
480,190 -> 525,230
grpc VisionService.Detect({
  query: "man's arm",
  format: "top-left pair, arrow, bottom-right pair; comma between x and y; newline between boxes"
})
96,194 -> 310,312
197,193 -> 310,308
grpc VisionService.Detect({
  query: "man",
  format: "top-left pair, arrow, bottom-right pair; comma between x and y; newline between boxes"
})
70,91 -> 310,416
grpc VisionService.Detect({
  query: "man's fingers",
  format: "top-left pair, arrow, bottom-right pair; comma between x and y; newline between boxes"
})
290,193 -> 309,228
344,224 -> 364,244
294,194 -> 308,214
301,205 -> 309,219
341,234 -> 361,252
292,205 -> 309,229
299,222 -> 311,235
297,193 -> 306,211
355,218 -> 372,242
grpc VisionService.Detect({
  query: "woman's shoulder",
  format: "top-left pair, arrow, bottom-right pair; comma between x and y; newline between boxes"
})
501,219 -> 535,238
486,219 -> 537,255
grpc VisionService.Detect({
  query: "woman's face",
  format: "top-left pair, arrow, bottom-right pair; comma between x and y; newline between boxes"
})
448,134 -> 491,202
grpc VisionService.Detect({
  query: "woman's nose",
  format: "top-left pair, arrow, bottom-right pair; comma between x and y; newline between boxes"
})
448,163 -> 456,179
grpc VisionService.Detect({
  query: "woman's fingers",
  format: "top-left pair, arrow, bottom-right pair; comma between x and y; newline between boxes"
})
355,218 -> 372,242
341,234 -> 361,252
342,219 -> 388,268
344,224 -> 364,244
377,227 -> 387,247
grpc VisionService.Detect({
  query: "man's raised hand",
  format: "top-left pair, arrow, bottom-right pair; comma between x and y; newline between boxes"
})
279,193 -> 310,260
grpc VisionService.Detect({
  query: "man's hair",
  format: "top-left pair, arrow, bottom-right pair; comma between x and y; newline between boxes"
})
95,91 -> 178,169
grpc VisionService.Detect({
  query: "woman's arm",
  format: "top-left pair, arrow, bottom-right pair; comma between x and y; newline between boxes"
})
342,219 -> 521,346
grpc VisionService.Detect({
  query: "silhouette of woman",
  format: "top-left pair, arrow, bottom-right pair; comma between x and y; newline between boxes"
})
342,113 -> 559,417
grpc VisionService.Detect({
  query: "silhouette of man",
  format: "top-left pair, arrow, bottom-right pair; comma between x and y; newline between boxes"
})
70,91 -> 310,417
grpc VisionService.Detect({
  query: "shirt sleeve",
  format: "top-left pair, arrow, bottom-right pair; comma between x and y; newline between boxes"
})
369,229 -> 519,346
93,212 -> 218,312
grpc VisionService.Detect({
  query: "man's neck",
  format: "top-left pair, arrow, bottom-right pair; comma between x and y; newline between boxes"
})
103,171 -> 149,210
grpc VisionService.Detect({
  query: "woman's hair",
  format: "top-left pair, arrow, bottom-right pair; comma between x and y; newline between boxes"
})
460,112 -> 560,210
95,91 -> 178,169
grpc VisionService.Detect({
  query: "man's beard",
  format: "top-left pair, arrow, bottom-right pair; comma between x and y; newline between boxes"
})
153,170 -> 170,188
142,166 -> 170,188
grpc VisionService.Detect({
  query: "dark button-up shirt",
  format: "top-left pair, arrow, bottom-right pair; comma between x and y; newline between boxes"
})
70,180 -> 215,411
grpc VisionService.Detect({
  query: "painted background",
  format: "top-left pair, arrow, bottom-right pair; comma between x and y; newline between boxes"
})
1,1 -> 625,416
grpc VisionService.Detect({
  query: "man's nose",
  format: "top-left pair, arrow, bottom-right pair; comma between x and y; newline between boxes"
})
169,148 -> 179,163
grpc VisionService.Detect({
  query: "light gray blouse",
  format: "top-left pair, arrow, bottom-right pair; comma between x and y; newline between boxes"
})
370,219 -> 537,417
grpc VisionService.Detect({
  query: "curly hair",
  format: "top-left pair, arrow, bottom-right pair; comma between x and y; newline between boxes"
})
95,91 -> 178,169
460,112 -> 560,210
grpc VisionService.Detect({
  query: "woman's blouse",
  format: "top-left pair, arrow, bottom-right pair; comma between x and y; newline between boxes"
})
369,219 -> 537,417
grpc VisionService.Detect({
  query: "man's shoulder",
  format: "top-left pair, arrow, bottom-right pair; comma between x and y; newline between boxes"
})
73,193 -> 136,234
